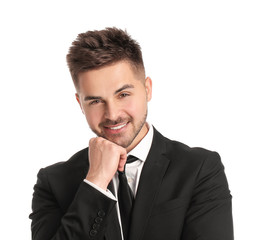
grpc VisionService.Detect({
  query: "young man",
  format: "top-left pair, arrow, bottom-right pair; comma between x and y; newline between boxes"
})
29,28 -> 234,240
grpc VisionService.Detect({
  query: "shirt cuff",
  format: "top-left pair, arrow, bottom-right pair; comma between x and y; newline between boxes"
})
83,179 -> 117,201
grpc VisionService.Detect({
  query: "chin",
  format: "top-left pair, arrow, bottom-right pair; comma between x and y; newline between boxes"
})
108,137 -> 134,148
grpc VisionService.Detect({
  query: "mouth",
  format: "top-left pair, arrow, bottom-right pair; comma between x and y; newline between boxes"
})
103,122 -> 129,134
105,123 -> 127,130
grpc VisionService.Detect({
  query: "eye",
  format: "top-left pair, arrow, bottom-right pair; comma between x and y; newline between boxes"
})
119,92 -> 130,98
89,99 -> 102,105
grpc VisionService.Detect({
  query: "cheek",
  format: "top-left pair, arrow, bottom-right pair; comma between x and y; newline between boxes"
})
84,108 -> 102,127
125,97 -> 147,118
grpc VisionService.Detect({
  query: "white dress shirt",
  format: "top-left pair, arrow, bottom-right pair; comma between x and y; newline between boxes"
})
113,123 -> 153,197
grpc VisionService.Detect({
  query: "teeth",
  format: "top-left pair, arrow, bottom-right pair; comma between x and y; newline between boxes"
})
109,123 -> 127,130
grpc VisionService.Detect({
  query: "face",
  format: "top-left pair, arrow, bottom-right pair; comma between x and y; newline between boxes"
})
76,61 -> 152,152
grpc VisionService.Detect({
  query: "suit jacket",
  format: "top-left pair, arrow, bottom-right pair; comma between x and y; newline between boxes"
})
29,128 -> 234,240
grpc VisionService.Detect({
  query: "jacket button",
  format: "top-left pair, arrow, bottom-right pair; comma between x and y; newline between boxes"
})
98,210 -> 106,217
90,230 -> 97,236
92,223 -> 100,230
95,217 -> 103,223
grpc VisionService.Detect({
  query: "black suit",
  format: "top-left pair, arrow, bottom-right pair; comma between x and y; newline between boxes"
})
29,128 -> 234,240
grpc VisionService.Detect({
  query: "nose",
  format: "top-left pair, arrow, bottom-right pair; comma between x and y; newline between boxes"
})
104,101 -> 120,121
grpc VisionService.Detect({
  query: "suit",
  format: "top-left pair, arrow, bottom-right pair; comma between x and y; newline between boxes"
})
29,127 -> 234,240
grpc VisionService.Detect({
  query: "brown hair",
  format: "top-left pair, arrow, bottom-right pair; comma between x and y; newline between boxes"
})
66,27 -> 145,90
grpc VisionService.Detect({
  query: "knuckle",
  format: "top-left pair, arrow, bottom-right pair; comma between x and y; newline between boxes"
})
89,138 -> 95,146
95,137 -> 102,143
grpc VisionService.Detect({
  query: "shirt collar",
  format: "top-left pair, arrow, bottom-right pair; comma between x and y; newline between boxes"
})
128,122 -> 153,162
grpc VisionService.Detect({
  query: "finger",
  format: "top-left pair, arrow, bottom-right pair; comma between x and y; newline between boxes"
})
89,137 -> 98,146
117,150 -> 127,172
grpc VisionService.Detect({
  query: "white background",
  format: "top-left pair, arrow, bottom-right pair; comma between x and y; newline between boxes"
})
0,0 -> 257,239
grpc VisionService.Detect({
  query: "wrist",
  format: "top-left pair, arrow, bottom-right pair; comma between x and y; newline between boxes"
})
85,175 -> 109,190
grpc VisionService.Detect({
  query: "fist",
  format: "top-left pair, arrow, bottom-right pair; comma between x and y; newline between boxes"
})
86,137 -> 127,190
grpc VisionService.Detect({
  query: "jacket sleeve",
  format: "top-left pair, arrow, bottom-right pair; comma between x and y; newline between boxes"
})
181,152 -> 234,240
29,168 -> 117,240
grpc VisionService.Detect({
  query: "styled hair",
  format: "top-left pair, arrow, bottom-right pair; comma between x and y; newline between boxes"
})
66,27 -> 145,89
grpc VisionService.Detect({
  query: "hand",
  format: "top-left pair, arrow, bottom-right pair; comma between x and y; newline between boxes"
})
86,137 -> 127,190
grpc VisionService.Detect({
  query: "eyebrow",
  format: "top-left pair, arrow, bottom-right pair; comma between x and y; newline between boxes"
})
84,84 -> 134,101
114,84 -> 134,95
84,96 -> 102,101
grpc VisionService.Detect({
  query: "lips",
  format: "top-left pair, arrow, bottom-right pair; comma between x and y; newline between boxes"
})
104,122 -> 128,130
104,122 -> 129,133
107,123 -> 127,130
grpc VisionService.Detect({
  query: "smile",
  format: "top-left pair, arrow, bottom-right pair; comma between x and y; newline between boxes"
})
105,122 -> 128,130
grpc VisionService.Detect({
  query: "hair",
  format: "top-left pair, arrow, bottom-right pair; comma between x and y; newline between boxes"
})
66,27 -> 145,90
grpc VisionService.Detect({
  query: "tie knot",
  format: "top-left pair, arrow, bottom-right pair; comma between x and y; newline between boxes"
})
127,155 -> 138,164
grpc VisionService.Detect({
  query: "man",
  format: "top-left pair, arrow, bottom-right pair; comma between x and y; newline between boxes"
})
29,27 -> 234,240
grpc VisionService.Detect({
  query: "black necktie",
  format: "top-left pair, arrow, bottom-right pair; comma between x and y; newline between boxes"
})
118,155 -> 138,240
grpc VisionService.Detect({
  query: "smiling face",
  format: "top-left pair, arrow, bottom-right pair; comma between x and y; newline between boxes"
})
76,61 -> 152,152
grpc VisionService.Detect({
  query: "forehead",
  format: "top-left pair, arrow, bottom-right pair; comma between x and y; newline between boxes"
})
77,61 -> 142,94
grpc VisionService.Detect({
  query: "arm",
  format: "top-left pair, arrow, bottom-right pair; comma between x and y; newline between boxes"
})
29,168 -> 117,240
181,152 -> 234,240
30,137 -> 127,240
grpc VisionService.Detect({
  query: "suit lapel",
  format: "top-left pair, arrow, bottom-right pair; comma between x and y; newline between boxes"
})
128,128 -> 171,240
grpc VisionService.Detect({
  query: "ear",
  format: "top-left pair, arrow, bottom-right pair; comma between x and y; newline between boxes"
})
145,77 -> 152,102
75,93 -> 85,114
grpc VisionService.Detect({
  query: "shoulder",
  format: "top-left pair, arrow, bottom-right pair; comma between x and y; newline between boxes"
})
154,127 -> 222,169
33,148 -> 89,211
155,129 -> 227,192
39,148 -> 89,177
